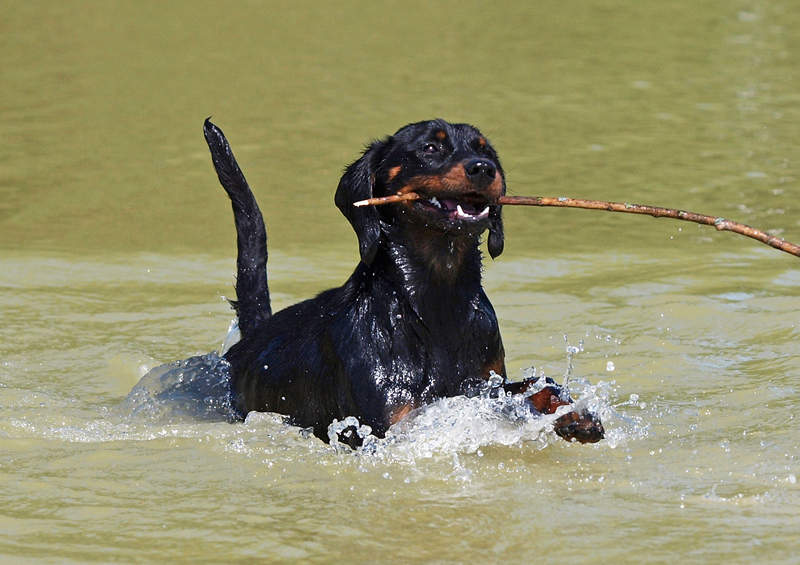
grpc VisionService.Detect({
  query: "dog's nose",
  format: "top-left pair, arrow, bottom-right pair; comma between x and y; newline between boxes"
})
464,159 -> 496,187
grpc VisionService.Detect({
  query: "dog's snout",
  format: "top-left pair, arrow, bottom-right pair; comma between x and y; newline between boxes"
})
464,159 -> 496,187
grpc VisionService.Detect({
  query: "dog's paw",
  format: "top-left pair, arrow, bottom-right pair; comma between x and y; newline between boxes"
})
553,410 -> 605,444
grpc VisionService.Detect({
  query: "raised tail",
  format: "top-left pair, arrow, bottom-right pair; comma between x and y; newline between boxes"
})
203,118 -> 271,335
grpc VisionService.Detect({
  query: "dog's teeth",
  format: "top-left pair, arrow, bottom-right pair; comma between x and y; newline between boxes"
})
455,204 -> 490,220
429,197 -> 442,208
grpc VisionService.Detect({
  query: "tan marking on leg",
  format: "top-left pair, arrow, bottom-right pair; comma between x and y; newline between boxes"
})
389,403 -> 416,425
482,349 -> 505,378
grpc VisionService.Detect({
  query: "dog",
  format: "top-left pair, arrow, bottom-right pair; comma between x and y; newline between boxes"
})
202,118 -> 603,447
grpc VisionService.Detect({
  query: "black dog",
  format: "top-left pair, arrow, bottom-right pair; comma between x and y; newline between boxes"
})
203,118 -> 603,446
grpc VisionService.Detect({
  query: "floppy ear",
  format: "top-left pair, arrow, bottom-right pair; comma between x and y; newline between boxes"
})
487,207 -> 504,259
488,168 -> 506,258
335,139 -> 387,265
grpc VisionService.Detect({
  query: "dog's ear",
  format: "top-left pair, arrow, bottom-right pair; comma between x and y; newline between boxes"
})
335,139 -> 387,265
487,207 -> 504,259
488,168 -> 505,259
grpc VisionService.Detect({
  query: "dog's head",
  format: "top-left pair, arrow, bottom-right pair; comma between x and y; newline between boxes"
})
335,119 -> 506,265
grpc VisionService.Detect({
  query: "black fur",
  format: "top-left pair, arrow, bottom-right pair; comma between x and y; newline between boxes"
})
203,119 -> 270,335
202,118 -> 603,445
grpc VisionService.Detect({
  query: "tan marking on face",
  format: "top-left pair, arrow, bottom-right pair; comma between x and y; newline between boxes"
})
402,162 -> 504,201
442,163 -> 469,188
435,130 -> 447,141
397,182 -> 421,195
486,170 -> 505,201
478,137 -> 486,147
387,165 -> 402,182
399,166 -> 463,196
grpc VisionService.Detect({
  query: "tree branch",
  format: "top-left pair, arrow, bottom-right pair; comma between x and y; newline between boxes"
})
353,193 -> 800,258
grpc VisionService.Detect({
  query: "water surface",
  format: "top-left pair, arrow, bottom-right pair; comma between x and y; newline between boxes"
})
1,2 -> 799,562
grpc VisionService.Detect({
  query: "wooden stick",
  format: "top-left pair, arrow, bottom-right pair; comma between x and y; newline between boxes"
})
353,192 -> 420,207
352,192 -> 800,258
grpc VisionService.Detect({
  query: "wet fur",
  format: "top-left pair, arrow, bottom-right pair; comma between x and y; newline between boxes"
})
202,118 -> 603,446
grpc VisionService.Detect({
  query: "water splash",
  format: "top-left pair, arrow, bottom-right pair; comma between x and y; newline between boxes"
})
563,334 -> 584,389
325,365 -> 646,463
8,330 -> 647,470
220,317 -> 241,355
120,352 -> 238,423
327,416 -> 376,451
117,337 -> 647,463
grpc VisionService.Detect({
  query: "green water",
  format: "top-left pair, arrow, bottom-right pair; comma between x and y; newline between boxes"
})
2,2 -> 799,562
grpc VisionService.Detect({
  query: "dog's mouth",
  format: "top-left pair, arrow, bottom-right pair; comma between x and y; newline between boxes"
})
415,193 -> 492,222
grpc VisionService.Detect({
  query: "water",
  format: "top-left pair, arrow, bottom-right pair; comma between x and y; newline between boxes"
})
122,352 -> 237,423
2,2 -> 800,562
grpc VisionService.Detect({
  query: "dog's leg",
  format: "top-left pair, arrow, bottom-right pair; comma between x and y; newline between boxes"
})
203,119 -> 271,335
503,377 -> 605,443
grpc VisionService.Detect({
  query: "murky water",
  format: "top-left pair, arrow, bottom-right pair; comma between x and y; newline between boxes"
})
2,2 -> 799,562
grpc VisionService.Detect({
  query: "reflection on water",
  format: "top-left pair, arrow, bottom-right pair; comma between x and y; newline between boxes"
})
2,0 -> 800,562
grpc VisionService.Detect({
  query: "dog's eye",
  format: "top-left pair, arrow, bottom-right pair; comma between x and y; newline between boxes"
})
422,142 -> 440,154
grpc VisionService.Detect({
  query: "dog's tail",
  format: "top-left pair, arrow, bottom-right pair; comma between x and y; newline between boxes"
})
203,118 -> 271,335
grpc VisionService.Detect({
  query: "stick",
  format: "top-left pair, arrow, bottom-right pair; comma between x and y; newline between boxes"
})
352,192 -> 800,258
353,192 -> 420,207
